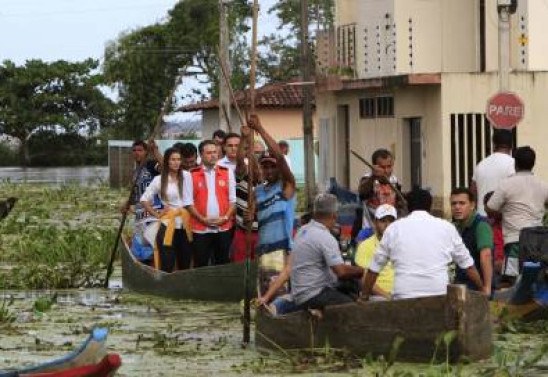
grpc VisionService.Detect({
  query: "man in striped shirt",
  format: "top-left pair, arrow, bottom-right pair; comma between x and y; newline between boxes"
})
230,123 -> 265,262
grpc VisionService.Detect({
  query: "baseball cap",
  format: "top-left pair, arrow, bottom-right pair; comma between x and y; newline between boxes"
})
375,204 -> 397,220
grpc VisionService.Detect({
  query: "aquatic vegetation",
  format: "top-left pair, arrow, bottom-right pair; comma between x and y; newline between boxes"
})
0,296 -> 15,325
0,183 -> 122,289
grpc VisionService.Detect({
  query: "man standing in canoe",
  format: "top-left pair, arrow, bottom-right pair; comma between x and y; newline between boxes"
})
184,140 -> 236,267
246,115 -> 296,301
362,188 -> 484,300
217,133 -> 240,172
122,140 -> 161,264
230,121 -> 265,263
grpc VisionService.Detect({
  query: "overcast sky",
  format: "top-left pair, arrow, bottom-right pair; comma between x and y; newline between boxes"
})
0,0 -> 278,64
0,0 -> 279,118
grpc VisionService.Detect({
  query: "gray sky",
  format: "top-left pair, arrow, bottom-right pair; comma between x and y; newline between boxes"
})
0,0 -> 280,118
0,0 -> 278,64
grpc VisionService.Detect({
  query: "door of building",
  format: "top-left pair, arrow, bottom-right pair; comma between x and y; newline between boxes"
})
408,117 -> 422,189
336,105 -> 350,188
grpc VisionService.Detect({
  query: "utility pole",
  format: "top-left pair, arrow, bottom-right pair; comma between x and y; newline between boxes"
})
497,0 -> 517,91
219,0 -> 231,131
301,0 -> 316,212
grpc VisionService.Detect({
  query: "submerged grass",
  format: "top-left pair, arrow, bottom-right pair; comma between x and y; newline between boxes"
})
0,183 -> 123,289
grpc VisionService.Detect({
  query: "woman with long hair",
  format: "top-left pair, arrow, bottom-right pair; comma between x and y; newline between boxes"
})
141,147 -> 192,272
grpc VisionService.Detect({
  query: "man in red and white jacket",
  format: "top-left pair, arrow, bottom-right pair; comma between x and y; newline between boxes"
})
183,139 -> 236,267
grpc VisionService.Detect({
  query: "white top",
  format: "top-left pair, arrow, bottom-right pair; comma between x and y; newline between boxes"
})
140,171 -> 191,229
283,155 -> 292,171
369,211 -> 474,300
182,166 -> 236,233
472,152 -> 515,216
217,156 -> 237,172
487,172 -> 548,244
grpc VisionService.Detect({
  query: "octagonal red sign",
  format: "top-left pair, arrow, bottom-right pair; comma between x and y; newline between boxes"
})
486,91 -> 524,130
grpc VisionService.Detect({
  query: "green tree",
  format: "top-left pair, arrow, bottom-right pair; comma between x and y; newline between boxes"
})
103,0 -> 250,139
0,59 -> 114,166
259,0 -> 334,82
103,24 -> 188,139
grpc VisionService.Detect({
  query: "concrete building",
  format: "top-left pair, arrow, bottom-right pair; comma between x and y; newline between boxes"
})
316,0 -> 548,215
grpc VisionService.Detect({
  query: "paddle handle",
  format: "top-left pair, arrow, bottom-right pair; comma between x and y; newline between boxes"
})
104,202 -> 129,288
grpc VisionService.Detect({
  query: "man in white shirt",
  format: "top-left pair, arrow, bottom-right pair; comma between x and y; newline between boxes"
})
362,188 -> 484,300
278,140 -> 292,171
217,132 -> 240,172
471,130 -> 514,216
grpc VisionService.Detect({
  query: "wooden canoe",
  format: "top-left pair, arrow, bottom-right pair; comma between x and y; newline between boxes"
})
0,197 -> 17,221
121,237 -> 257,302
0,328 -> 121,377
255,285 -> 492,363
491,275 -> 548,321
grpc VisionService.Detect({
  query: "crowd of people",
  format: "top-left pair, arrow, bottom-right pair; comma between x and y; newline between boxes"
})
124,121 -> 547,315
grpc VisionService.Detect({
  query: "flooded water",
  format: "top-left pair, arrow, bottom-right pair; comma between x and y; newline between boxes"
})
0,166 -> 108,186
0,179 -> 547,376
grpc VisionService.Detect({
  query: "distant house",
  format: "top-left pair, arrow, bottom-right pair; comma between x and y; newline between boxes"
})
178,81 -> 317,141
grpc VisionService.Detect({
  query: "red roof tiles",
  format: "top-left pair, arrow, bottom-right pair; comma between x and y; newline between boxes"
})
178,81 -> 315,112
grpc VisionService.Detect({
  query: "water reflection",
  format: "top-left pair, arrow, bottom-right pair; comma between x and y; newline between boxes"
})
0,166 -> 108,186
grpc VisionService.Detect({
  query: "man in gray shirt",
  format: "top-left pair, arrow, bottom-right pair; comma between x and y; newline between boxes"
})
291,194 -> 365,309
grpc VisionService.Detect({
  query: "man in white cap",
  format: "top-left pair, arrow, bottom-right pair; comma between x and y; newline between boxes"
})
290,193 -> 365,309
354,204 -> 397,300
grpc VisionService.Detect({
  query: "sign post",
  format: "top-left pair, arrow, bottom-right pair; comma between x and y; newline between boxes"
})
486,91 -> 524,130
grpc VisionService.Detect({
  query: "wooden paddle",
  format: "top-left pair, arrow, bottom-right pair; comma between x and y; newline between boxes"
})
242,0 -> 260,346
103,74 -> 184,288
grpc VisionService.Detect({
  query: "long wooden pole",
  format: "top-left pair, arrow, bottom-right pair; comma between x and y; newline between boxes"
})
300,0 -> 315,212
243,0 -> 259,347
103,73 -> 184,288
350,149 -> 408,209
218,52 -> 245,126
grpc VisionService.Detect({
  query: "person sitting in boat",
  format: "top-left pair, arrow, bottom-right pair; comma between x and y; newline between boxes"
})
290,193 -> 365,310
354,204 -> 396,300
184,140 -> 236,267
140,147 -> 193,272
450,187 -> 494,297
247,115 -> 296,303
486,146 -> 548,287
354,149 -> 405,244
362,188 -> 484,301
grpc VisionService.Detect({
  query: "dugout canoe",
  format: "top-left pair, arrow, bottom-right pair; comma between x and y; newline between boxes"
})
0,328 -> 121,377
256,285 -> 492,363
0,197 -> 17,221
121,237 -> 258,302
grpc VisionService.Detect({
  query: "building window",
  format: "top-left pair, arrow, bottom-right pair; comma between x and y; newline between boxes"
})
359,98 -> 376,118
450,113 -> 517,189
359,96 -> 394,118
